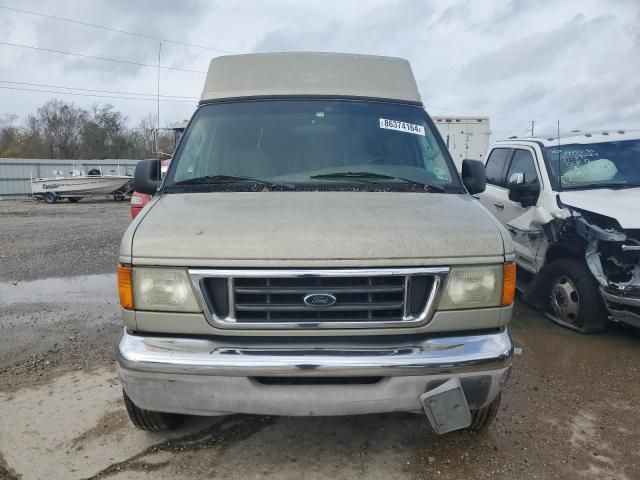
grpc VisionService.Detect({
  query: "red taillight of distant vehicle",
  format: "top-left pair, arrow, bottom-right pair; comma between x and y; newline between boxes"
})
130,141 -> 175,220
130,191 -> 150,219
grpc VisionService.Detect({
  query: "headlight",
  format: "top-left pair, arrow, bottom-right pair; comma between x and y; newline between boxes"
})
132,267 -> 200,312
439,265 -> 503,310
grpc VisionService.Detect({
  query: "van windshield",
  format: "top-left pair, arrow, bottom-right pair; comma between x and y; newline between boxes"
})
164,100 -> 463,193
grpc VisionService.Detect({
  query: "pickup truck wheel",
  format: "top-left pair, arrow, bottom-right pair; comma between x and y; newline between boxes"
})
123,390 -> 185,431
467,393 -> 501,432
543,258 -> 608,333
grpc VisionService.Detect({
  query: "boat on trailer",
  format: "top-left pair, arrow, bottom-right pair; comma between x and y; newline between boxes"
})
31,168 -> 133,204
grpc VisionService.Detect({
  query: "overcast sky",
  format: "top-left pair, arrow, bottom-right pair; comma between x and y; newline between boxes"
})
1,0 -> 638,139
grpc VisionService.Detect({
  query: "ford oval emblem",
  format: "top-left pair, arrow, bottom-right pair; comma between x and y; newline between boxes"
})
303,293 -> 337,308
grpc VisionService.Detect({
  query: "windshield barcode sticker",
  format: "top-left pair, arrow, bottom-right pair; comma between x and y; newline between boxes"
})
379,118 -> 425,136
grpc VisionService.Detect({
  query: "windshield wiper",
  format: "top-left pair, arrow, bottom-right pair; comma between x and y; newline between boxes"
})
173,175 -> 295,190
562,182 -> 640,190
309,171 -> 444,192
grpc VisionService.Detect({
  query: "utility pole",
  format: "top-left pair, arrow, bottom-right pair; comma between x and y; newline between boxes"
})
530,120 -> 535,136
157,42 -> 162,132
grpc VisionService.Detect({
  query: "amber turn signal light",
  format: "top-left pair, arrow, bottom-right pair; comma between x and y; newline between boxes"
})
117,264 -> 134,310
501,262 -> 516,306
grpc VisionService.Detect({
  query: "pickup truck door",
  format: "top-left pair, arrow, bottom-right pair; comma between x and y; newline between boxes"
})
479,147 -> 544,271
478,146 -> 512,221
500,148 -> 545,270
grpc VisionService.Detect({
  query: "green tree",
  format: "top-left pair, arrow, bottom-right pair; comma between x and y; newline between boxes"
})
81,104 -> 132,159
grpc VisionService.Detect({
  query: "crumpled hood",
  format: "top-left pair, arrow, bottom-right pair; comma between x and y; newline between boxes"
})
125,192 -> 507,267
560,187 -> 640,229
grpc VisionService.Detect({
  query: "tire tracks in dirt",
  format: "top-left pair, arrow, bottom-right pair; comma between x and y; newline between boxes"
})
81,415 -> 276,479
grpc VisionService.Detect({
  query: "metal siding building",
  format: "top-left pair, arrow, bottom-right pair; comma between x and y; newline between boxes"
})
0,158 -> 143,198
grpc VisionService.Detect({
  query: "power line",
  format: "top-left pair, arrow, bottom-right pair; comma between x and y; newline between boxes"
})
0,80 -> 198,99
0,85 -> 198,103
0,41 -> 206,73
0,5 -> 239,54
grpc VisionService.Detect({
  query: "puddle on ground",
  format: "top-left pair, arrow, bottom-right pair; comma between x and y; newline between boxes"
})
0,273 -> 116,305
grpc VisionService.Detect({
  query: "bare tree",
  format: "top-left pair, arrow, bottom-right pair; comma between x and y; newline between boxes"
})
0,114 -> 19,157
36,100 -> 88,158
0,100 -> 185,159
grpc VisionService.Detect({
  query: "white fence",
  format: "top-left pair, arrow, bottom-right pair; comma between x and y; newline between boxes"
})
0,158 -> 144,198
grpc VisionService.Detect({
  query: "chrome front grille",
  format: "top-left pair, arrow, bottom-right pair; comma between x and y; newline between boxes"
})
189,268 -> 448,329
235,275 -> 405,322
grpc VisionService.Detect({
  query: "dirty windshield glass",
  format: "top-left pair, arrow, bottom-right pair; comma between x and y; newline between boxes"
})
165,100 -> 462,192
543,139 -> 640,190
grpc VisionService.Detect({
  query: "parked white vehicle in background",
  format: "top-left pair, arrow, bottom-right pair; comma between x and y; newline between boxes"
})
433,116 -> 490,171
478,131 -> 640,333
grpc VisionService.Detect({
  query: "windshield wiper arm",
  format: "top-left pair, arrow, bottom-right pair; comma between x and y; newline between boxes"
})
173,175 -> 294,190
309,171 -> 444,192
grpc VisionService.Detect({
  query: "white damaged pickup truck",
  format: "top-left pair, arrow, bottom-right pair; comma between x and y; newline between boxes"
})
479,132 -> 640,333
116,52 -> 515,435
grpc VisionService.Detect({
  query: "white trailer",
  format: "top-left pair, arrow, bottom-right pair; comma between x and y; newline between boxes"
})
432,116 -> 491,171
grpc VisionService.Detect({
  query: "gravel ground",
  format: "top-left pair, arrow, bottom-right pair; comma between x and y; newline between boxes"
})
0,199 -> 639,480
0,199 -> 129,282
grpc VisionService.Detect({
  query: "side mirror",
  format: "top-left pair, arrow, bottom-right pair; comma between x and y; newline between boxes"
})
461,159 -> 486,194
134,159 -> 161,195
508,172 -> 539,207
508,172 -> 524,186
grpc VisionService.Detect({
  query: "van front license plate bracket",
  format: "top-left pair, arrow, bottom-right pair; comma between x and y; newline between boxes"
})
420,377 -> 471,434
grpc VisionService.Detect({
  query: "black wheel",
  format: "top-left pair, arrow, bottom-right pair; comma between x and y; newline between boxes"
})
542,258 -> 608,333
68,197 -> 80,203
122,390 -> 185,432
113,192 -> 125,201
43,192 -> 57,204
467,393 -> 501,432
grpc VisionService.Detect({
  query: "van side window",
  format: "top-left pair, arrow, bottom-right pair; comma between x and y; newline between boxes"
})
506,149 -> 539,186
484,148 -> 511,186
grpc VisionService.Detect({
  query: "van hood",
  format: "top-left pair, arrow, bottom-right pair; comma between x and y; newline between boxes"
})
125,192 -> 508,267
560,187 -> 640,229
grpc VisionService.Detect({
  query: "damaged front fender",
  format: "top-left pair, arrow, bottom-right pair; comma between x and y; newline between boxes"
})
573,213 -> 627,243
566,206 -> 640,324
572,213 -> 627,287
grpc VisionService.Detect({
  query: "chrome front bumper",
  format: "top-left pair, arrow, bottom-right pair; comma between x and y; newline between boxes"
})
117,328 -> 513,418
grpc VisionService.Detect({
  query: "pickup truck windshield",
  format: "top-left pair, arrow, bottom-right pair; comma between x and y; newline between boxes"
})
165,100 -> 462,192
543,139 -> 640,190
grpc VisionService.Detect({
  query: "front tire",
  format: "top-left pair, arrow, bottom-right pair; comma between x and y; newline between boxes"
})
466,393 -> 501,432
543,258 -> 608,333
123,390 -> 185,432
